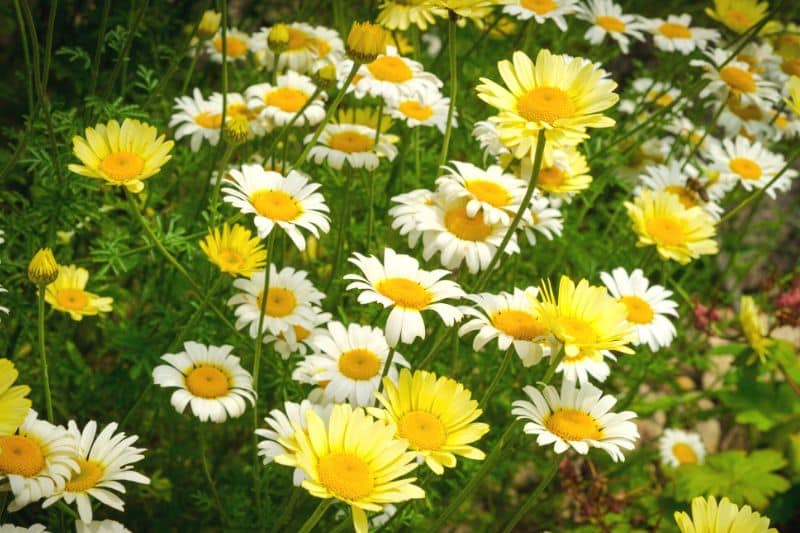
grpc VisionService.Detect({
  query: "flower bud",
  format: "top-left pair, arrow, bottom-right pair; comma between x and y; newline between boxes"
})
346,21 -> 388,63
268,23 -> 291,53
28,248 -> 59,285
198,10 -> 221,40
312,64 -> 338,90
223,116 -> 250,145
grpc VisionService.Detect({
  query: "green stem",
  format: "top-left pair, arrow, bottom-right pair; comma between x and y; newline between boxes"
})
414,127 -> 421,183
266,86 -> 323,160
105,0 -> 149,95
325,179 -> 353,292
181,41 -> 205,95
274,486 -> 302,531
88,0 -> 111,99
199,429 -> 228,526
37,286 -> 54,423
680,101 -> 725,171
208,143 -> 236,221
366,170 -> 376,251
417,326 -> 450,369
500,459 -> 559,533
541,346 -> 565,384
377,347 -> 396,394
436,12 -> 458,171
479,347 -> 513,408
297,499 -> 334,533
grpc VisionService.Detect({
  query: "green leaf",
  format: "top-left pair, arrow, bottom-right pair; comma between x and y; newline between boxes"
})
718,381 -> 800,431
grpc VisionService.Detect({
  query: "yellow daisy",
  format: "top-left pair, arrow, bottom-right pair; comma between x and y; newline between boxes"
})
740,296 -> 773,361
705,0 -> 775,35
625,189 -> 718,265
377,0 -> 444,30
199,223 -> 267,278
68,119 -> 174,193
536,147 -> 592,200
371,368 -> 490,475
44,265 -> 113,321
0,359 -> 31,436
785,75 -> 800,116
675,496 -> 777,533
430,0 -> 511,28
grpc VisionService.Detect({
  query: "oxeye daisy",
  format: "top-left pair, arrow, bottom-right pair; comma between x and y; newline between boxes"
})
600,267 -> 679,352
152,341 -> 256,423
0,410 -> 78,511
716,95 -> 770,138
692,49 -> 781,109
208,92 -> 268,137
275,403 -> 425,533
768,108 -> 800,140
199,223 -> 267,278
658,428 -> 706,467
675,496 -> 777,533
645,14 -> 720,55
705,0 -> 775,35
44,265 -> 113,322
0,524 -> 47,532
739,296 -> 773,361
636,162 -> 724,220
42,421 -> 149,523
519,193 -> 564,245
245,71 -> 327,127
251,23 -> 344,74
344,248 -> 464,346
267,306 -> 332,360
459,287 -> 554,367
228,264 -> 325,340
222,163 -> 330,250
377,0 -> 444,30
306,123 -> 398,171
387,88 -> 454,133
625,189 -> 718,265
206,28 -> 250,62
169,88 -> 223,152
76,520 -> 131,533
706,136 -> 794,198
618,78 -> 682,114
576,0 -> 646,54
472,120 -> 510,159
387,188 -> 435,247
512,380 -> 639,461
0,359 -> 31,436
68,118 -> 174,193
536,148 -> 592,200
343,47 -> 442,102
476,49 -> 618,161
503,0 -> 579,31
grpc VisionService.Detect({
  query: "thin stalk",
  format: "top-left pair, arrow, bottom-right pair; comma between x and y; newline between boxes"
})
376,347 -> 396,394
298,499 -> 334,533
417,326 -> 450,369
208,143 -> 236,220
145,12 -> 203,105
199,430 -> 228,525
680,101 -> 725,171
436,12 -> 458,171
266,86 -> 323,160
500,459 -> 559,533
325,179 -> 353,292
414,127 -> 421,182
180,41 -> 205,94
88,0 -> 111,99
541,346 -> 565,385
12,0 -> 34,115
42,0 -> 57,88
37,287 -> 54,423
105,0 -> 150,95
479,347 -> 513,408
366,169 -> 376,251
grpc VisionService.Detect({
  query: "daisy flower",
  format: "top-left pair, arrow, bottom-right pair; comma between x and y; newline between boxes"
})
618,78 -> 682,114
344,47 -> 442,102
275,404 -> 425,533
377,0 -> 444,30
206,28 -> 250,62
208,92 -> 267,138
705,0 -> 774,35
459,287 -> 554,367
658,428 -> 706,467
472,120 -> 510,159
345,248 -> 464,346
512,379 -> 639,461
644,14 -> 720,55
75,520 -> 131,533
600,268 -> 679,352
636,162 -> 724,220
267,307 -> 332,360
69,119 -> 174,193
222,164 -> 330,250
306,123 -> 398,171
692,49 -> 781,109
536,148 -> 592,200
0,410 -> 78,511
476,49 -> 618,161
152,341 -> 255,423
428,0 -> 509,28
768,108 -> 800,140
0,525 -> 47,533
519,193 -> 564,244
42,421 -> 149,523
675,496 -> 777,533
739,296 -> 773,360
44,265 -> 113,321
295,322 -> 410,406
388,188 -> 435,246
625,189 -> 718,265
169,88 -> 223,152
706,135 -> 794,198
245,71 -> 327,127
387,88 -> 454,133
251,23 -> 344,74
576,0 -> 646,54
503,0 -> 579,31
199,223 -> 267,278
0,359 -> 31,436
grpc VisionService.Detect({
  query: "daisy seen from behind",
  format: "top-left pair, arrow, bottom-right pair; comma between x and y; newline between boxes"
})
658,428 -> 706,467
45,265 -> 113,321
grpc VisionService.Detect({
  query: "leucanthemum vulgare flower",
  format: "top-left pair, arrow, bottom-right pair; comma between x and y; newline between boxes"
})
706,136 -> 794,198
266,306 -> 332,360
251,23 -> 344,74
0,524 -> 47,533
618,78 -> 682,114
674,496 -> 777,533
519,193 -> 564,245
306,123 -> 398,170
0,410 -> 78,511
0,359 -> 31,436
386,87 -> 454,133
208,92 -> 268,137
228,264 -> 325,341
345,248 -> 464,346
429,0 -> 511,28
625,189 -> 718,265
600,268 -> 678,352
275,403 -> 425,533
768,108 -> 800,141
692,49 -> 781,109
512,379 -> 639,462
75,520 -> 131,533
377,0 -> 444,30
503,0 -> 579,31
706,0 -> 774,35
199,223 -> 267,277
436,161 -> 528,225
575,0 -> 647,54
658,428 -> 706,467
42,421 -> 149,523
370,369 -> 490,475
473,120 -> 510,159
476,49 -> 618,161
343,46 -> 442,102
245,71 -> 327,127
169,88 -> 223,152
44,265 -> 113,321
644,14 -> 720,55
294,322 -> 410,406
739,295 -> 773,361
459,287 -> 554,367
68,118 -> 174,193
535,147 -> 592,200
222,164 -> 330,250
206,27 -> 251,62
635,162 -> 724,220
152,342 -> 255,423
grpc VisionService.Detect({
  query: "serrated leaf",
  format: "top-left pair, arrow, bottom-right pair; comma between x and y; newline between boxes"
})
718,381 -> 800,431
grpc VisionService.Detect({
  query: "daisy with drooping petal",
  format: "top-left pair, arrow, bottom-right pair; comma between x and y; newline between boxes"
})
436,161 -> 528,225
576,0 -> 646,54
692,49 -> 781,109
387,88 -> 454,133
0,359 -> 31,436
268,307 -> 332,360
675,496 -> 777,533
636,162 -> 724,220
275,403 -> 425,533
68,119 -> 174,193
459,287 -> 554,367
206,28 -> 251,62
625,189 -> 718,265
658,428 -> 706,467
377,0 -> 444,30
44,265 -> 113,321
152,341 -> 255,423
706,135 -> 794,198
600,267 -> 679,352
644,14 -> 720,55
535,148 -> 592,200
344,47 -> 442,102
503,0 -> 579,31
512,379 -> 639,462
251,23 -> 344,74
307,123 -> 398,171
42,421 -> 149,523
169,88 -> 223,152
387,188 -> 435,247
345,248 -> 464,346
705,0 -> 774,35
222,164 -> 330,250
199,223 -> 267,277
245,71 -> 327,127
739,295 -> 773,361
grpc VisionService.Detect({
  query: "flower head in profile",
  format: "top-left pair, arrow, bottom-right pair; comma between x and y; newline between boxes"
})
431,0 -> 512,28
346,21 -> 389,63
28,248 -> 59,285
377,0 -> 444,31
658,428 -> 706,467
739,296 -> 773,361
206,28 -> 251,62
705,0 -> 775,35
0,359 -> 31,436
199,223 -> 267,277
45,265 -> 113,321
674,496 -> 777,533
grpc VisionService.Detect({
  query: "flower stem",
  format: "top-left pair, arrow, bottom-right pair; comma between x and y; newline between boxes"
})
325,178 -> 353,292
436,12 -> 458,171
377,347 -> 396,394
199,429 -> 228,526
414,127 -> 421,182
266,86 -> 323,161
479,347 -> 513,408
499,458 -> 559,533
297,499 -> 334,533
208,143 -> 236,221
680,101 -> 725,171
180,40 -> 205,95
540,345 -> 565,384
37,286 -> 54,423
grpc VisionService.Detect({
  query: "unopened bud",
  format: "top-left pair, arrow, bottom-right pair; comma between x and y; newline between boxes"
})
269,24 -> 291,54
312,64 -> 338,90
346,21 -> 388,63
198,10 -> 221,40
28,248 -> 59,285
223,116 -> 250,145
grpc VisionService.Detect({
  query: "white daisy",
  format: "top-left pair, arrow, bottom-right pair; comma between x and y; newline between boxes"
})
267,307 -> 332,360
472,120 -> 509,160
576,0 -> 646,54
222,164 -> 330,250
169,88 -> 222,152
667,116 -> 716,156
306,123 -> 398,171
75,520 -> 131,533
706,135 -> 794,198
250,23 -> 344,74
645,14 -> 720,55
503,0 -> 579,31
206,28 -> 251,62
692,49 -> 781,109
208,92 -> 269,137
768,108 -> 800,141
152,342 -> 256,423
387,88 -> 454,133
344,248 -> 465,346
387,188 -> 435,247
619,78 -> 682,114
512,380 -> 639,462
343,47 -> 442,102
737,41 -> 784,83
717,96 -> 772,138
658,428 -> 706,467
245,71 -> 327,127
635,162 -> 724,219
0,525 -> 48,532
519,193 -> 564,245
42,421 -> 149,523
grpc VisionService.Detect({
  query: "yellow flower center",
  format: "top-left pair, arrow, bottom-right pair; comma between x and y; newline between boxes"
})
0,435 -> 45,477
621,296 -> 654,324
521,0 -> 556,15
782,58 -> 800,77
286,28 -> 310,51
256,287 -> 298,318
338,349 -> 382,380
367,56 -> 413,83
100,152 -> 145,183
465,180 -> 511,207
398,100 -> 433,121
65,459 -> 105,492
537,166 -> 565,189
648,91 -> 674,107
672,443 -> 698,464
444,205 -> 493,241
312,38 -> 332,57
720,66 -> 756,93
56,288 -> 89,311
318,452 -> 374,500
195,112 -> 223,129
491,310 -> 546,340
658,22 -> 692,39
213,36 -> 248,58
775,114 -> 788,129
646,215 -> 687,246
517,87 -> 576,124
398,410 -> 446,451
557,316 -> 597,347
728,96 -> 763,120
664,185 -> 698,208
266,88 -> 308,113
376,278 -> 432,310
294,324 -> 311,341
596,15 -> 626,33
545,409 -> 603,441
729,157 -> 762,180
185,365 -> 230,398
250,189 -> 302,221
328,130 -> 374,153
215,248 -> 245,273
